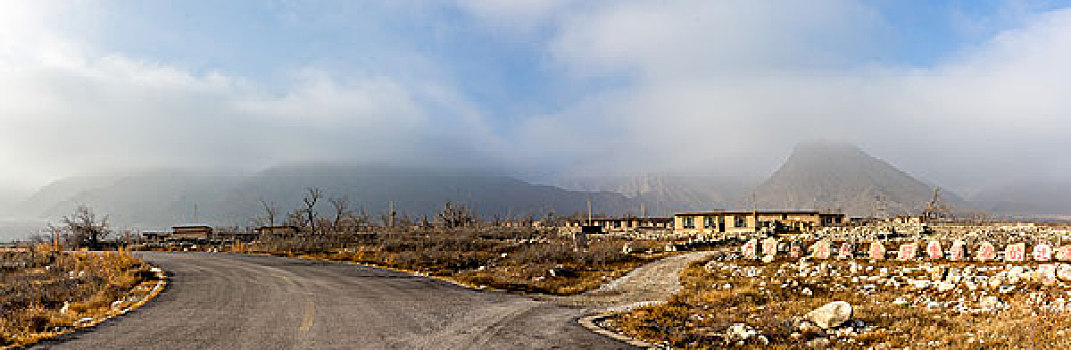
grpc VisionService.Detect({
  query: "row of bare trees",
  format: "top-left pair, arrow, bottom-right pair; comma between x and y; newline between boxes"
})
256,187 -> 502,235
256,187 -> 374,235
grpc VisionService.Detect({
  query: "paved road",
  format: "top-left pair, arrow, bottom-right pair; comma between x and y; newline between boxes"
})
33,252 -> 633,350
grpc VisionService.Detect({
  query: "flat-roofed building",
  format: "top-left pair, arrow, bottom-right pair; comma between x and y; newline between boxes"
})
254,225 -> 300,236
673,210 -> 844,234
566,217 -> 673,233
142,231 -> 171,242
171,225 -> 213,241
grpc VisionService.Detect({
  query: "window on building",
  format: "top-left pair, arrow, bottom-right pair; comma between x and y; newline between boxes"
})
703,216 -> 718,229
682,216 -> 695,229
735,215 -> 747,227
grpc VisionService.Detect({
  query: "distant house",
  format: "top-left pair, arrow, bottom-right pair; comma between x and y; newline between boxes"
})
142,231 -> 171,242
673,210 -> 844,234
213,229 -> 259,242
171,225 -> 213,241
566,217 -> 673,233
254,225 -> 300,236
891,216 -> 927,224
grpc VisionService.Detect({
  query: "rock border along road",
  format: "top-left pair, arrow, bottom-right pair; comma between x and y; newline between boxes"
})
32,252 -> 634,350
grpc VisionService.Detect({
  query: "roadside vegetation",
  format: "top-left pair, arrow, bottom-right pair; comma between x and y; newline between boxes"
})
604,255 -> 1071,349
139,187 -> 694,295
0,245 -> 157,348
245,227 -> 673,295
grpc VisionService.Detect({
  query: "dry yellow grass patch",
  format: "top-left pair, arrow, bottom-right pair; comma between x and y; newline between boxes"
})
1,250 -> 161,348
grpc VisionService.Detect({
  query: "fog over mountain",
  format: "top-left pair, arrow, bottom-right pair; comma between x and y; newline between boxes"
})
4,3 -> 1071,238
552,174 -> 756,215
752,142 -> 969,217
5,165 -> 636,235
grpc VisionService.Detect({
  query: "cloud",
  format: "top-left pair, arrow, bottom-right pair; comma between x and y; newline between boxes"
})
0,2 -> 505,191
4,0 -> 1071,200
500,1 -> 1071,193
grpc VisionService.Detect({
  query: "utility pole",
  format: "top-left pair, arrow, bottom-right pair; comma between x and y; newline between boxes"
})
587,197 -> 592,226
388,201 -> 395,228
193,203 -> 199,223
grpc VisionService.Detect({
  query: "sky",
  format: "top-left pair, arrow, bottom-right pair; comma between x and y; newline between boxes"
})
2,0 -> 1071,200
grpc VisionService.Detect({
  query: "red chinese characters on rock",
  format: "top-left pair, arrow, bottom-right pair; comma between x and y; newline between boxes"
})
1057,246 -> 1071,261
838,242 -> 854,259
897,243 -> 917,261
976,242 -> 997,262
949,241 -> 966,261
1004,243 -> 1026,262
812,241 -> 832,260
926,241 -> 943,259
762,238 -> 778,258
742,239 -> 759,259
1034,243 -> 1053,262
868,241 -> 886,260
789,242 -> 802,259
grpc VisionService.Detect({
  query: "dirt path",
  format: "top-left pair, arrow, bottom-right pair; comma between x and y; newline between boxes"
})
540,250 -> 719,310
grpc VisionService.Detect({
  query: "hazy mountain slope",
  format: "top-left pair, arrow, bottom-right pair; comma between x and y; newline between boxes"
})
968,181 -> 1071,216
0,188 -> 29,215
753,142 -> 967,217
18,165 -> 636,229
552,174 -> 755,216
15,176 -> 120,218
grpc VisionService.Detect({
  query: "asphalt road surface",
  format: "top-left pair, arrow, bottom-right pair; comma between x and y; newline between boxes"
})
33,252 -> 633,349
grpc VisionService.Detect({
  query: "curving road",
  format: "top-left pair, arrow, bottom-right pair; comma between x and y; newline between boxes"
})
32,252 -> 633,349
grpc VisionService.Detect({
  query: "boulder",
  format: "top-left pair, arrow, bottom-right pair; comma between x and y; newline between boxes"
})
1057,264 -> 1071,282
725,323 -> 759,343
804,301 -> 853,329
979,296 -> 1002,310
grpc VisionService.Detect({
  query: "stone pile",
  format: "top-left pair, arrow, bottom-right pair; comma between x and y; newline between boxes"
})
705,258 -> 1071,314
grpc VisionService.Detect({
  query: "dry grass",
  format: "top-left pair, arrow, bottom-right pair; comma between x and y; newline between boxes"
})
607,256 -> 1071,349
240,227 -> 680,295
0,247 -> 156,348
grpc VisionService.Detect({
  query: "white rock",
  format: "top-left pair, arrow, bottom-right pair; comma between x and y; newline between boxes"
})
979,296 -> 1002,310
804,301 -> 853,329
726,323 -> 759,342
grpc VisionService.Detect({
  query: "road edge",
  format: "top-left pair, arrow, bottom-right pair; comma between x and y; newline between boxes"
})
577,312 -> 658,349
11,260 -> 168,350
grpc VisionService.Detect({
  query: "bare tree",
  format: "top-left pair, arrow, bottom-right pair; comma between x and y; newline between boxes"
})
437,201 -> 475,228
61,205 -> 111,249
258,197 -> 280,227
329,195 -> 351,232
302,187 -> 324,234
